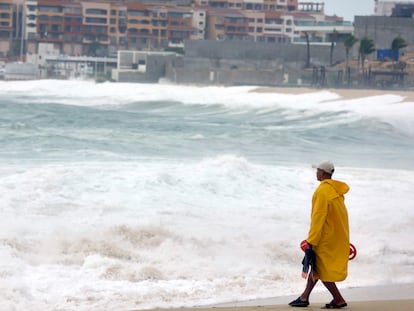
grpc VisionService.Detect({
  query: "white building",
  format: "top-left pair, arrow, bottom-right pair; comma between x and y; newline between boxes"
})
191,9 -> 207,40
25,0 -> 37,40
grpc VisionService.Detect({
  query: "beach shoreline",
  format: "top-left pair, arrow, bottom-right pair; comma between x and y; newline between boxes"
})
252,86 -> 414,102
129,283 -> 414,311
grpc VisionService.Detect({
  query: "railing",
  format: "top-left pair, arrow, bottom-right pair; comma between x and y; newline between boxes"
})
294,21 -> 353,27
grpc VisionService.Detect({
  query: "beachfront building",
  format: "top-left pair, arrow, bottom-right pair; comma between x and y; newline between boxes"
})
204,1 -> 351,44
0,1 -> 15,57
25,0 -> 37,41
206,9 -> 248,41
0,0 -> 25,60
286,2 -> 353,45
1,0 -> 353,60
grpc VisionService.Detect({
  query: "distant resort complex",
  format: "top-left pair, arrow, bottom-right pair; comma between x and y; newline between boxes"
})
1,0 -> 414,88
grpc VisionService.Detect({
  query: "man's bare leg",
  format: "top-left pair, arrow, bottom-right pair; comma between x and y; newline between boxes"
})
300,275 -> 318,301
322,282 -> 347,306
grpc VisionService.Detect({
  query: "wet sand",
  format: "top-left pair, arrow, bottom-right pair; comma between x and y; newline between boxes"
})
129,283 -> 414,311
253,86 -> 414,102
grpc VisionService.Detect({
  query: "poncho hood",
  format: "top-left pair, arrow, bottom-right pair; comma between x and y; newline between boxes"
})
321,179 -> 349,198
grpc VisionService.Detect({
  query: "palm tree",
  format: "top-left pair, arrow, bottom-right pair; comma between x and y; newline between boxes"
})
329,29 -> 338,66
304,31 -> 310,68
358,37 -> 376,74
391,36 -> 407,61
344,34 -> 358,69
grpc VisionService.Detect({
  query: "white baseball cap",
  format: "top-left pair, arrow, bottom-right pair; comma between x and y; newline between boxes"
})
312,160 -> 335,174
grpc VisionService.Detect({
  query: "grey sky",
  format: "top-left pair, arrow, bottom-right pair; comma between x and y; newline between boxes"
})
323,0 -> 414,21
323,0 -> 375,21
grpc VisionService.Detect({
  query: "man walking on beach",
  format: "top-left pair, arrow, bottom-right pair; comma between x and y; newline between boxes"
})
289,161 -> 350,309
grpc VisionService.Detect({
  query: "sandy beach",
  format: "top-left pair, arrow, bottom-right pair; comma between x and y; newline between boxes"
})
130,283 -> 414,311
253,86 -> 414,102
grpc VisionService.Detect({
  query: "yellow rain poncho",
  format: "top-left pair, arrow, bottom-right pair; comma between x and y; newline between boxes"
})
307,179 -> 350,282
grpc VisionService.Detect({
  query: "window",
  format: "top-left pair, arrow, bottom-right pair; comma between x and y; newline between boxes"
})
85,17 -> 107,24
51,25 -> 61,31
85,9 -> 107,15
38,6 -> 60,13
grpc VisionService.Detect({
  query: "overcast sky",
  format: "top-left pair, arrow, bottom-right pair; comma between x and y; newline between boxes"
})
323,0 -> 414,21
323,0 -> 375,21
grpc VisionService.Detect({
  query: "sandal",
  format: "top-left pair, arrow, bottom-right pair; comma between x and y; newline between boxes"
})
288,297 -> 309,307
324,300 -> 348,309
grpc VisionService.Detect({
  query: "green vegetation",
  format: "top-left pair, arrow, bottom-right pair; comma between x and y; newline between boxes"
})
358,37 -> 376,73
344,34 -> 358,68
391,36 -> 407,61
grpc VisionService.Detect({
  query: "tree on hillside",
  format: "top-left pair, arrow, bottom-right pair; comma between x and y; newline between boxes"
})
344,34 -> 358,68
358,37 -> 376,74
391,36 -> 407,61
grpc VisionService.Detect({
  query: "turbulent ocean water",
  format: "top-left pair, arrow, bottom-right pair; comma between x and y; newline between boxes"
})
0,80 -> 413,310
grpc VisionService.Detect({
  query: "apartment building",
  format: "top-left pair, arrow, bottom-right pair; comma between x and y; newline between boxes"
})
126,2 -> 151,50
25,0 -> 37,41
126,3 -> 197,50
206,9 -> 248,41
0,1 -> 14,52
191,8 -> 206,40
0,0 -> 24,58
0,0 -> 352,59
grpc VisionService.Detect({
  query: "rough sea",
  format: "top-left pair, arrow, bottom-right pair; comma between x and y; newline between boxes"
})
0,80 -> 413,310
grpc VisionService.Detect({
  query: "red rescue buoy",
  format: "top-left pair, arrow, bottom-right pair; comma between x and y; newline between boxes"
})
349,243 -> 357,260
300,240 -> 357,261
